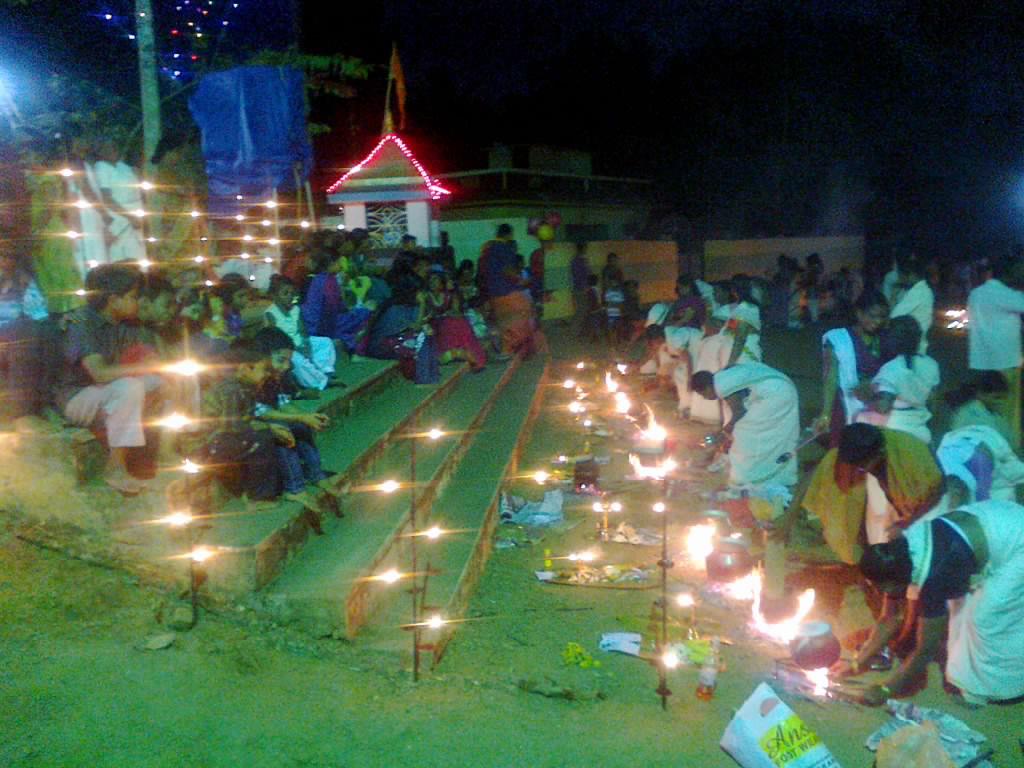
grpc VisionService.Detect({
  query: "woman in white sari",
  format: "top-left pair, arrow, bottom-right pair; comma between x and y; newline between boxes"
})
840,499 -> 1024,707
937,425 -> 1024,503
814,289 -> 888,446
722,275 -> 762,366
691,362 -> 799,489
857,316 -> 940,444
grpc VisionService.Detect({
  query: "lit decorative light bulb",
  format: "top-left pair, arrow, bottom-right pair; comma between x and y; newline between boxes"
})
568,401 -> 585,414
182,458 -> 201,475
583,418 -> 593,428
189,547 -> 213,563
194,255 -> 205,263
161,511 -> 193,527
75,289 -> 87,297
426,614 -> 444,630
138,259 -> 152,270
592,502 -> 605,513
235,194 -> 243,201
158,412 -> 191,431
74,199 -> 92,209
676,593 -> 695,608
576,361 -> 585,369
234,214 -> 244,222
86,260 -> 99,269
264,200 -> 277,209
146,237 -> 157,244
162,360 -> 202,376
377,568 -> 401,584
139,180 -> 154,191
562,379 -> 575,389
610,501 -> 623,513
662,649 -> 680,669
59,168 -> 74,177
268,238 -> 279,245
264,257 -> 273,264
427,427 -> 443,441
616,363 -> 628,374
242,234 -> 253,242
204,280 -> 214,287
378,480 -> 399,494
300,220 -> 311,229
132,208 -> 146,218
424,525 -> 442,540
653,502 -> 666,513
533,470 -> 549,484
260,219 -> 271,227
240,252 -> 250,260
190,210 -> 201,218
65,230 -> 81,239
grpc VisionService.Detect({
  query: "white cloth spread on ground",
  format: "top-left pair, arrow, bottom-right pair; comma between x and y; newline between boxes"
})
938,426 -> 1024,502
822,327 -> 866,424
890,279 -> 935,354
713,362 -> 799,488
968,278 -> 1024,370
905,500 -> 1024,702
860,354 -> 940,444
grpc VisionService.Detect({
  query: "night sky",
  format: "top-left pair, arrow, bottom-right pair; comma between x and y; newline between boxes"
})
5,1 -> 1024,258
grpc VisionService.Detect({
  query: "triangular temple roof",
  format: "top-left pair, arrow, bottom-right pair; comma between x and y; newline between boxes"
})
326,133 -> 450,202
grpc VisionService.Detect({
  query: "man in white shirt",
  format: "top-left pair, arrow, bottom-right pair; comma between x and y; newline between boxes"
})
890,254 -> 934,354
968,258 -> 1024,447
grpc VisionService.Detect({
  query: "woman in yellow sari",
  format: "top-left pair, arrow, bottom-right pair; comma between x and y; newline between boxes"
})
779,423 -> 943,564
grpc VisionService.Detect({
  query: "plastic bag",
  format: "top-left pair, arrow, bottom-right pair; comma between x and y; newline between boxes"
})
876,722 -> 955,768
720,683 -> 842,768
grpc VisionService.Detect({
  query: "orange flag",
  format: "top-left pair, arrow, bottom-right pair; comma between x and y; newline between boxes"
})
389,43 -> 407,131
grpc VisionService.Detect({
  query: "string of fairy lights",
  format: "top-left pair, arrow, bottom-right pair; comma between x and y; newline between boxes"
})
91,0 -> 246,81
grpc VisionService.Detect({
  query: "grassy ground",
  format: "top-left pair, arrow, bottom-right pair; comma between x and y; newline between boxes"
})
2,322 -> 1022,768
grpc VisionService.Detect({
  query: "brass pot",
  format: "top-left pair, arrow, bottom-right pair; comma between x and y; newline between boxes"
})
789,621 -> 841,670
705,540 -> 754,582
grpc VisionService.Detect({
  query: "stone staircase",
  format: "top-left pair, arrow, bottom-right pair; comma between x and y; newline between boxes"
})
5,352 -> 548,656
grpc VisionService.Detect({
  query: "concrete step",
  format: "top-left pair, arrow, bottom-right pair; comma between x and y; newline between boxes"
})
250,357 -> 527,637
201,361 -> 467,599
358,356 -> 549,663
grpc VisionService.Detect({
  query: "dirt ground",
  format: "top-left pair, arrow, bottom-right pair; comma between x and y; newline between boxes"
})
2,324 -> 1023,767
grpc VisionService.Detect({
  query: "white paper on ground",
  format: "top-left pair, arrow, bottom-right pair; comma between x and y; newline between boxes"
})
598,632 -> 643,657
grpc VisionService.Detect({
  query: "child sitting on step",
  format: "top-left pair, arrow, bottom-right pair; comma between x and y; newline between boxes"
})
265,274 -> 338,391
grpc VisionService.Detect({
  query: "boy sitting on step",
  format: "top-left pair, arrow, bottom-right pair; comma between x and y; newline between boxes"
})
180,341 -> 324,530
251,328 -> 343,514
265,274 -> 339,391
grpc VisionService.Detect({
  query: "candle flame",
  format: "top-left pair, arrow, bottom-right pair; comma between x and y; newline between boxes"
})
614,391 -> 632,414
805,667 -> 830,697
628,454 -> 677,479
568,401 -> 585,414
568,550 -> 596,562
576,361 -> 585,369
605,372 -> 619,393
641,404 -> 667,441
751,570 -> 816,644
685,524 -> 717,567
616,363 -> 628,374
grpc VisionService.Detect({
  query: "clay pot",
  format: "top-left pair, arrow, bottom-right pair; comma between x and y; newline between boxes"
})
789,621 -> 841,670
705,540 -> 754,582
